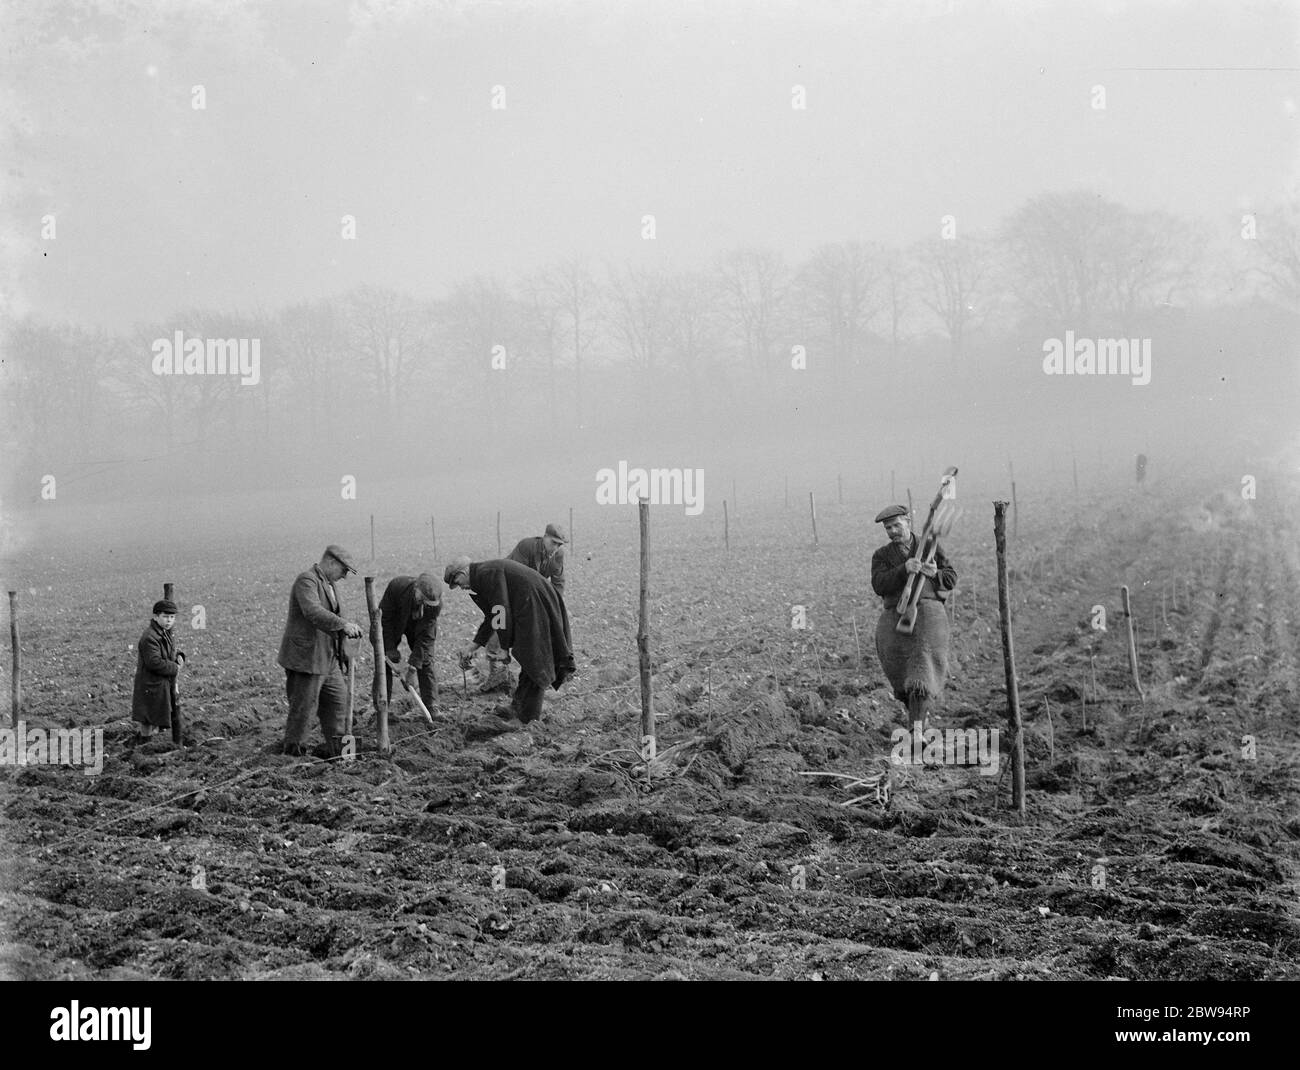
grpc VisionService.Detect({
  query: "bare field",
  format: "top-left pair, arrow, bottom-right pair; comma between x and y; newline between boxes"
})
2,471 -> 1298,980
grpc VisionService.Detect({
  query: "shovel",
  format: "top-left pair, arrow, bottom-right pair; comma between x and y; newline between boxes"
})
170,661 -> 184,745
384,657 -> 436,724
341,634 -> 361,740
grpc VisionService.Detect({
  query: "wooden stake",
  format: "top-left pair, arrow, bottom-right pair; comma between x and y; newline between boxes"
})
365,577 -> 389,754
1011,481 -> 1018,538
809,492 -> 818,547
907,488 -> 913,519
8,591 -> 19,728
496,511 -> 502,557
1161,587 -> 1168,629
993,501 -> 1025,818
164,582 -> 182,745
851,613 -> 862,664
1121,584 -> 1144,700
1043,697 -> 1054,762
636,499 -> 654,778
723,499 -> 730,551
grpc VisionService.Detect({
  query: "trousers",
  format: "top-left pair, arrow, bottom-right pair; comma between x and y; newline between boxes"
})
511,673 -> 545,723
284,667 -> 347,746
386,659 -> 437,709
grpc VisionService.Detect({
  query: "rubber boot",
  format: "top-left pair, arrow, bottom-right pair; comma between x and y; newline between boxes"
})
479,656 -> 512,694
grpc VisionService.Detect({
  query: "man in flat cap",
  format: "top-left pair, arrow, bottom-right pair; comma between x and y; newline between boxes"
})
476,522 -> 569,694
445,555 -> 576,728
277,545 -> 364,757
871,505 -> 957,728
132,599 -> 186,740
380,572 -> 442,717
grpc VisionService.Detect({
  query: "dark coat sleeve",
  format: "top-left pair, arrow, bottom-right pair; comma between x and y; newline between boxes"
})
549,546 -> 566,596
406,598 -> 439,667
140,627 -> 179,678
932,542 -> 957,591
872,545 -> 910,598
380,578 -> 410,658
470,565 -> 512,648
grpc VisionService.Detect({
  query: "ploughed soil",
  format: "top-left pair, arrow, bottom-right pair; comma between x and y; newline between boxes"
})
2,469 -> 1298,980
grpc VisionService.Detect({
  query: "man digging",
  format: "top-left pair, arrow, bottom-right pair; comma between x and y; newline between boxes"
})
276,544 -> 364,758
870,504 -> 957,729
473,521 -> 568,694
444,555 -> 576,734
380,571 -> 442,719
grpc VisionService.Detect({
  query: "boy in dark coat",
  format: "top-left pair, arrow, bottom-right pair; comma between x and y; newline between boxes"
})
445,556 -> 576,726
132,599 -> 185,739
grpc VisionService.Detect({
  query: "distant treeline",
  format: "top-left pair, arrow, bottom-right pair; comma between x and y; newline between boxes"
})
3,190 -> 1297,502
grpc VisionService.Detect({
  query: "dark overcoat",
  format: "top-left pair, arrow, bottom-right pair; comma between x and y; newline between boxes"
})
870,535 -> 957,606
468,559 -> 575,691
380,575 -> 440,667
507,536 -> 566,595
132,621 -> 181,727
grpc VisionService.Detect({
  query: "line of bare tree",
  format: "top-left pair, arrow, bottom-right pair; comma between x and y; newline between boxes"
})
3,190 -> 1296,499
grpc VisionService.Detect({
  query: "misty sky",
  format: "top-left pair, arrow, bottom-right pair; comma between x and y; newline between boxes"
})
3,0 -> 1297,331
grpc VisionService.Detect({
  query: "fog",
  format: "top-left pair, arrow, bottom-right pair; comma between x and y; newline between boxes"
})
2,0 -> 1298,561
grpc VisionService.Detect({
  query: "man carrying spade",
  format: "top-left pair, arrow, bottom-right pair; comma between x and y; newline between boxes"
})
870,504 -> 958,728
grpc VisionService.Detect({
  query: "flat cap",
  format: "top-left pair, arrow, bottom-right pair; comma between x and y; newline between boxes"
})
152,599 -> 178,615
415,572 -> 442,602
444,556 -> 472,585
324,544 -> 357,573
874,505 -> 909,523
544,522 -> 568,544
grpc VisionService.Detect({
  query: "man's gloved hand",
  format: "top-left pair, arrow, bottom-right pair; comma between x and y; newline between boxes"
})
402,666 -> 419,691
343,621 -> 363,639
385,649 -> 401,666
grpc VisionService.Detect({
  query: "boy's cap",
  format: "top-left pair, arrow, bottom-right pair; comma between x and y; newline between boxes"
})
152,599 -> 178,615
